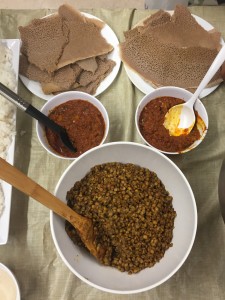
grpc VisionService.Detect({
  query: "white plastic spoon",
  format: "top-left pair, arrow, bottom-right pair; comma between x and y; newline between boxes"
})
164,44 -> 225,136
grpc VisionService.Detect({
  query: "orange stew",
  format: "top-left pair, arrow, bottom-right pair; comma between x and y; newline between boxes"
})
139,97 -> 202,153
45,100 -> 105,158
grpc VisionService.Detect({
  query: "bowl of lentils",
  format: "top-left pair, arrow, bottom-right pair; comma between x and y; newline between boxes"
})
36,91 -> 109,159
135,86 -> 208,154
50,142 -> 197,294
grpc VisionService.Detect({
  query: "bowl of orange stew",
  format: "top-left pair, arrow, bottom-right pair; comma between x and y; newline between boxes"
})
135,86 -> 208,154
36,91 -> 109,159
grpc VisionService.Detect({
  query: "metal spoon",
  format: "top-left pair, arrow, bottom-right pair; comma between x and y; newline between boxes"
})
0,157 -> 107,262
164,44 -> 225,136
0,82 -> 76,152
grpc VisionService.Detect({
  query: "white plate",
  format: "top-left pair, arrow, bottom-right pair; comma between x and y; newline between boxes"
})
0,39 -> 20,245
123,14 -> 224,98
19,12 -> 121,101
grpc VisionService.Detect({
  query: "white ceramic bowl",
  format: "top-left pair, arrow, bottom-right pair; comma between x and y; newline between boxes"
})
36,91 -> 109,160
135,86 -> 208,154
0,263 -> 20,300
50,142 -> 197,294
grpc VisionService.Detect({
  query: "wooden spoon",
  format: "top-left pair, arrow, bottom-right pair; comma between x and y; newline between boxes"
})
0,157 -> 106,261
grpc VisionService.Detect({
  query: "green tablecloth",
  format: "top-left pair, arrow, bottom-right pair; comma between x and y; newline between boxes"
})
0,6 -> 225,300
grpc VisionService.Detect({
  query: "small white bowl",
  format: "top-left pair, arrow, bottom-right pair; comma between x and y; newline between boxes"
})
0,263 -> 20,300
50,142 -> 197,294
36,91 -> 109,160
135,86 -> 208,154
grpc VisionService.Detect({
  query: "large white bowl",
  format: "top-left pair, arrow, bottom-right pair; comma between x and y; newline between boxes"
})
50,142 -> 197,294
36,91 -> 109,160
135,86 -> 208,154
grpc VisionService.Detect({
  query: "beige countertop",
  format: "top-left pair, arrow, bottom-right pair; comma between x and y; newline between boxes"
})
0,0 -> 145,9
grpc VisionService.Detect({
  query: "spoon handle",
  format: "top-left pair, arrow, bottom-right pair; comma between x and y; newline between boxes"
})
0,157 -> 86,230
0,82 -> 29,110
189,44 -> 225,105
0,82 -> 63,134
0,82 -> 76,152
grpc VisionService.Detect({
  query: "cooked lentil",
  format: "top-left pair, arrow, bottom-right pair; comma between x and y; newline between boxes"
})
66,162 -> 176,274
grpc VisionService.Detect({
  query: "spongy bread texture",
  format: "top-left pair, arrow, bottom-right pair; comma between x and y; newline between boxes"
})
19,53 -> 116,95
19,14 -> 69,73
146,4 -> 221,50
57,4 -> 113,69
19,54 -> 52,82
76,57 -> 98,73
78,58 -> 115,87
120,4 -> 223,90
19,4 -> 113,73
19,3 -> 116,95
40,65 -> 78,94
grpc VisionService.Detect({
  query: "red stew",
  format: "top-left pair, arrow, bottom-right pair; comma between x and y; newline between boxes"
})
139,96 -> 204,153
45,100 -> 105,158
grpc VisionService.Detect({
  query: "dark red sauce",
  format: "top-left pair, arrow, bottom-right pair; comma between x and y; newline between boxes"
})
139,96 -> 203,153
45,100 -> 105,158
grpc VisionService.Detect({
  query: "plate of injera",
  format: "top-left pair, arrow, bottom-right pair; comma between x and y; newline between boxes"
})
19,12 -> 121,101
122,13 -> 224,98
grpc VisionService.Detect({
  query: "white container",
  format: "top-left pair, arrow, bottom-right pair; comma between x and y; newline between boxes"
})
36,91 -> 109,160
135,86 -> 208,154
0,263 -> 20,300
50,142 -> 197,294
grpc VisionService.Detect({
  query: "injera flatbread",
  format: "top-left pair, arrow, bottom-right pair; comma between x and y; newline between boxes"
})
119,4 -> 223,90
19,4 -> 114,73
76,57 -> 98,73
137,5 -> 221,50
20,50 -> 116,95
74,60 -> 115,95
19,54 -> 52,82
40,65 -> 78,94
56,4 -> 113,69
19,14 -> 69,73
78,58 -> 116,87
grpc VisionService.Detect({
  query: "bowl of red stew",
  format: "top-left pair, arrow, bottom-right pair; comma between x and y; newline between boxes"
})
135,86 -> 208,154
36,91 -> 109,159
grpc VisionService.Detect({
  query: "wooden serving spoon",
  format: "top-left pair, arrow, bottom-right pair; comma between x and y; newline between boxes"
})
0,157 -> 106,261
